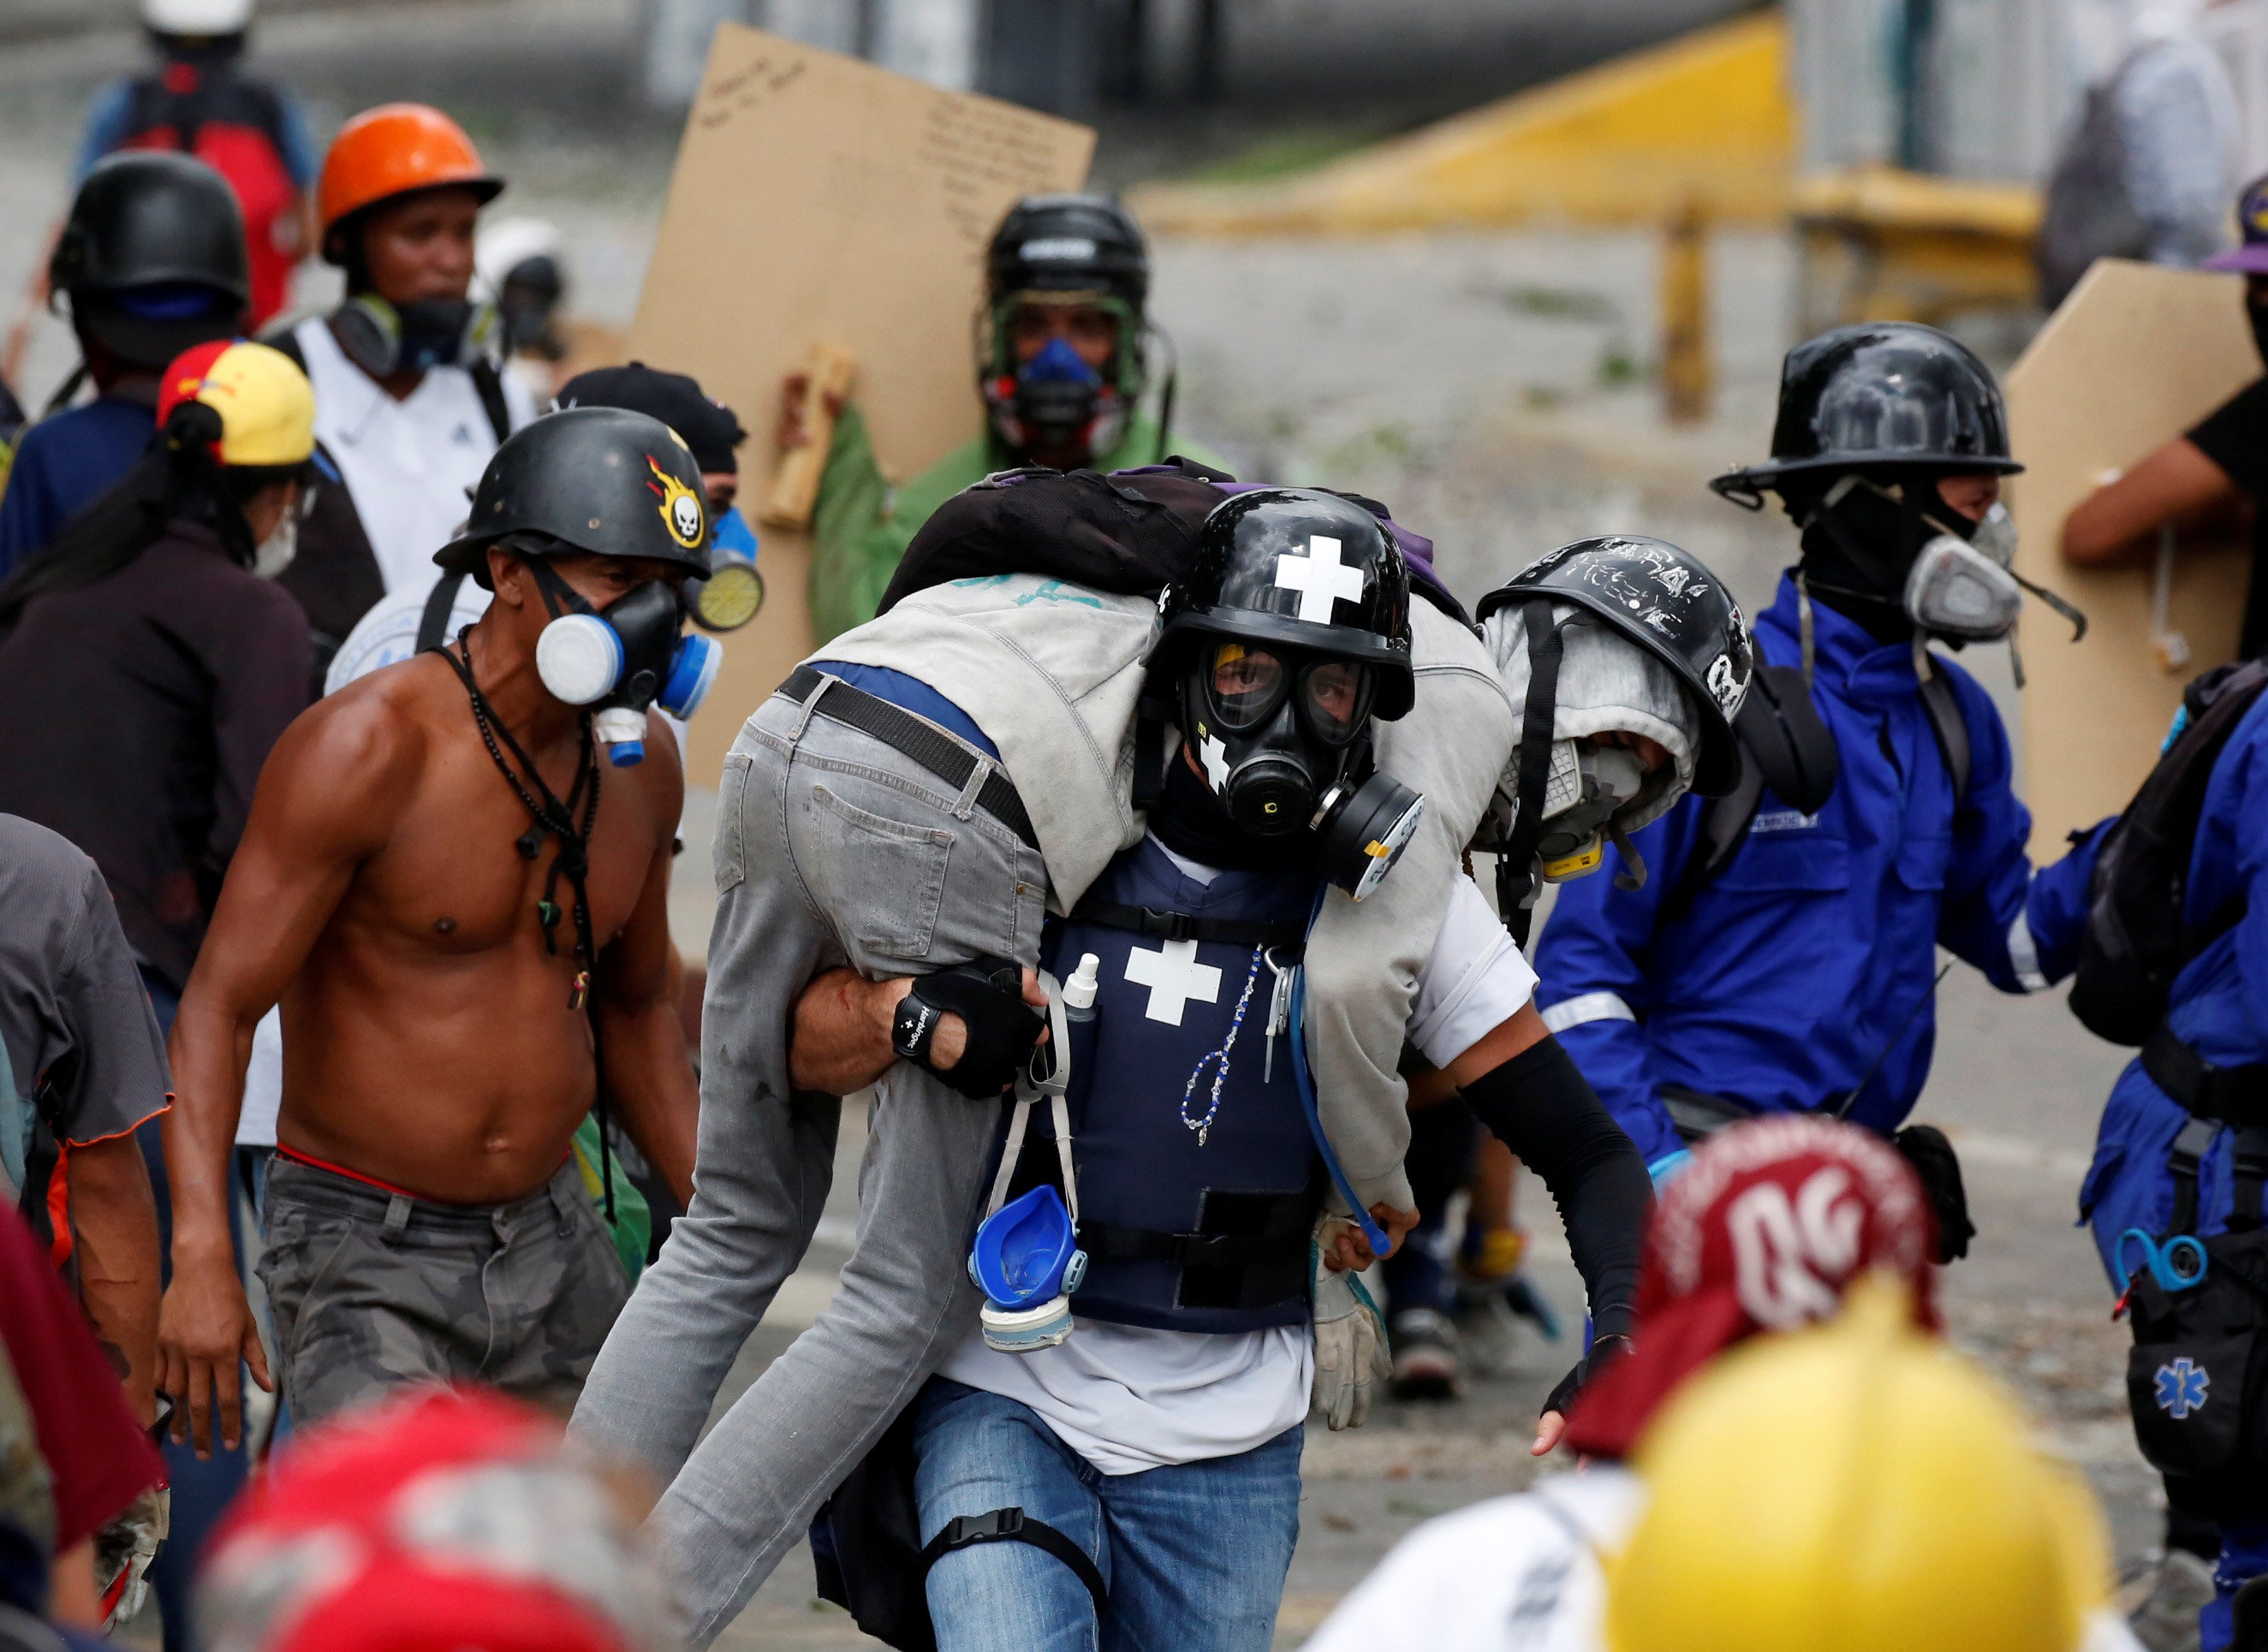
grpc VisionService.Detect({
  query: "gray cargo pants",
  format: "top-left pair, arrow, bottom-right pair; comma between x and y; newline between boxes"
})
258,1155 -> 630,1426
569,680 -> 1047,1646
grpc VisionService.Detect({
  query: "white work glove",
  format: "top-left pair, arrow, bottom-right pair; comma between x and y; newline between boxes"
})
96,1484 -> 169,1628
1310,1215 -> 1392,1431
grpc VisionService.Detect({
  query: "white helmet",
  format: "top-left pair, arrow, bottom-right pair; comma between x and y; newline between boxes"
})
142,0 -> 255,33
475,217 -> 565,301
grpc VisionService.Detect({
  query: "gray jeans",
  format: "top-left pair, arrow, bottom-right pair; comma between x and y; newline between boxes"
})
570,680 -> 1047,1646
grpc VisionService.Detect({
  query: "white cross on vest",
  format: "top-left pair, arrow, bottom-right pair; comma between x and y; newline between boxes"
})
1123,938 -> 1223,1026
1273,535 -> 1366,625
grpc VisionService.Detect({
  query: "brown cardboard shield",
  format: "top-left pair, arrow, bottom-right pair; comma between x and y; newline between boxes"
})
627,26 -> 1094,781
2007,258 -> 2256,859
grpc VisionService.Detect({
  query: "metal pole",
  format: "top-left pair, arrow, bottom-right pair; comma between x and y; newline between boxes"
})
1659,194 -> 1712,425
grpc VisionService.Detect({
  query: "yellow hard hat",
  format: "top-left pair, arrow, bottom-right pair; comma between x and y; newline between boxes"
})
1605,1273 -> 2110,1652
158,339 -> 315,467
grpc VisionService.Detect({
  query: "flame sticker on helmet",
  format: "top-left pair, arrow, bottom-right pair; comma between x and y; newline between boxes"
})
646,456 -> 705,550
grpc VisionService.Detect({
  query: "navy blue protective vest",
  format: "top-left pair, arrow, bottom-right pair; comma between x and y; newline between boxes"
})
1001,837 -> 1324,1334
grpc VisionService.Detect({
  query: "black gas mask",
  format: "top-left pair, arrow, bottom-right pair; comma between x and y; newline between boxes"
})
526,557 -> 719,766
1172,639 -> 1422,899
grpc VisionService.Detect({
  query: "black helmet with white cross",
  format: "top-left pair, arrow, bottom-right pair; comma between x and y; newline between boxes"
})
1156,487 -> 1415,720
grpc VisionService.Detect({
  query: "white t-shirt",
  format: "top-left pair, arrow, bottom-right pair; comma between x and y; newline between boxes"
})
1306,1469 -> 1640,1652
324,574 -> 494,693
937,849 -> 1539,1476
293,316 -> 536,597
1306,1465 -> 2148,1652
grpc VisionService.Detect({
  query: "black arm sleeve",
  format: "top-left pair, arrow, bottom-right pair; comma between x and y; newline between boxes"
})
1457,1033 -> 1649,1341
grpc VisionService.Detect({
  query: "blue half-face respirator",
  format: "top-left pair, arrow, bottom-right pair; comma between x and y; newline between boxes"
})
529,562 -> 720,766
967,970 -> 1086,1353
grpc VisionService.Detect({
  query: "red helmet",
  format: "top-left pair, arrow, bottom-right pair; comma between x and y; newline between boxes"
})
1562,1115 -> 1937,1460
196,1386 -> 669,1652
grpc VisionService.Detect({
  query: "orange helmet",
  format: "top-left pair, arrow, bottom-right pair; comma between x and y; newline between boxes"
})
317,104 -> 503,250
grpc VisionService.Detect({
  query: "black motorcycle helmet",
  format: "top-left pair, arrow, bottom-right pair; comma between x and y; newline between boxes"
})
51,152 -> 250,368
986,193 -> 1150,312
1156,488 -> 1416,718
1710,322 -> 2022,508
437,407 -> 712,585
1477,535 -> 1752,797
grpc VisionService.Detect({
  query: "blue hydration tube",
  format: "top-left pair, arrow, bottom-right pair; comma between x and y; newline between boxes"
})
1287,962 -> 1392,1259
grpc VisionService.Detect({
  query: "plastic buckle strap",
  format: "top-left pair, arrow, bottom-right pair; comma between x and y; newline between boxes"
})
2167,1116 -> 2220,1238
920,1506 -> 1108,1620
986,970 -> 1079,1229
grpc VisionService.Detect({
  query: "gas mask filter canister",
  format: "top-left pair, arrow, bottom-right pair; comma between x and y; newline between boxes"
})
1533,739 -> 1650,882
1903,502 -> 2023,642
529,565 -> 720,765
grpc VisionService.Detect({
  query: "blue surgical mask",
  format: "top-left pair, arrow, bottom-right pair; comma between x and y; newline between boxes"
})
711,504 -> 759,559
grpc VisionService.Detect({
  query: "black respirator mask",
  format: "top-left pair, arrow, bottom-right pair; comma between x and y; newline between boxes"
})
1173,640 -> 1423,900
332,293 -> 500,377
526,559 -> 719,766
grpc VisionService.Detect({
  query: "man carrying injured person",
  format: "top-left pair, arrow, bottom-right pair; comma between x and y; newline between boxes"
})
572,479 -> 1745,1643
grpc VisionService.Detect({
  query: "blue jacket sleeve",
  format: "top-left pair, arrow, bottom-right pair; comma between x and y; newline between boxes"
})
76,81 -> 133,181
0,428 -> 65,579
273,92 -> 321,187
1933,667 -> 2040,991
1532,800 -> 1699,1166
2024,819 -> 2112,983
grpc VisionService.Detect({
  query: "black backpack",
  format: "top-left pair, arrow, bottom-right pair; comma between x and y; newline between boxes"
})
880,459 -> 1473,627
2069,658 -> 2268,1045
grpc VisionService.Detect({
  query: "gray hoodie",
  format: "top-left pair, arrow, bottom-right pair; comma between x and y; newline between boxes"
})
811,577 -> 1516,1212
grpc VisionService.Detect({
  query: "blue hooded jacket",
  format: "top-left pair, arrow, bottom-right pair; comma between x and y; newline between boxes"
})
1535,573 -> 2086,1164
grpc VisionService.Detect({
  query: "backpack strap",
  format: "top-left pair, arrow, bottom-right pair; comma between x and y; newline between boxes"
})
261,324 -> 307,371
1659,663 -> 1838,922
417,571 -> 467,654
2231,1125 -> 2268,1233
2167,1117 -> 2220,1236
920,1507 -> 1106,1619
467,358 -> 515,448
1916,662 -> 1972,804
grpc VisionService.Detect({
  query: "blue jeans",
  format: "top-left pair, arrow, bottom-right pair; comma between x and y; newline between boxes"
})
910,1377 -> 1301,1652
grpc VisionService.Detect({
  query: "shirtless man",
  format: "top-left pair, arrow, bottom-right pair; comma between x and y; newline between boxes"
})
155,407 -> 710,1456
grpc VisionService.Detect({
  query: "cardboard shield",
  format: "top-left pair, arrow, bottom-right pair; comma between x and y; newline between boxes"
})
2007,258 -> 2257,859
628,26 -> 1094,780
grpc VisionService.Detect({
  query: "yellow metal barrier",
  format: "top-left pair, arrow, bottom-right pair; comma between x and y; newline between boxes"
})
1128,11 -> 1795,235
1792,166 -> 2043,331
